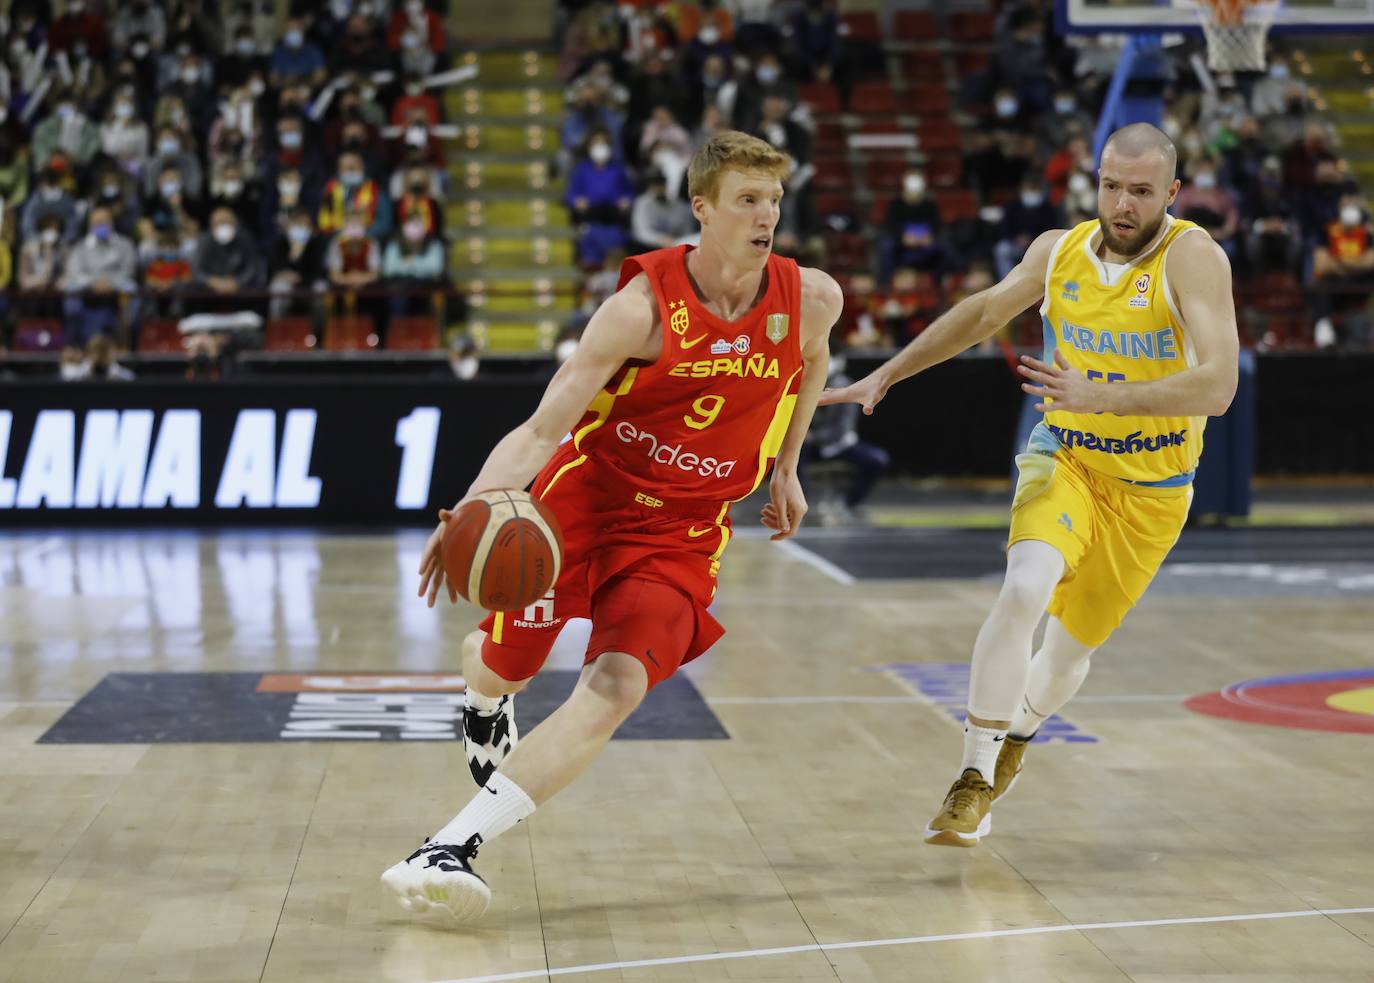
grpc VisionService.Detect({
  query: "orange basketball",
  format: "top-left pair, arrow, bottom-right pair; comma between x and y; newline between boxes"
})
442,490 -> 563,612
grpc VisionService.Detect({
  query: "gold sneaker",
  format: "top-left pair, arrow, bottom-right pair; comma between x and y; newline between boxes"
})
924,768 -> 993,847
993,734 -> 1032,802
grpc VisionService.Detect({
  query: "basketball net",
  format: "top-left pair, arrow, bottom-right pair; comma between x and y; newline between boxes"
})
1193,0 -> 1280,72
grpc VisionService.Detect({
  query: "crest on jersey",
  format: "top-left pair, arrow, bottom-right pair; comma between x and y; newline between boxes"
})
670,301 -> 691,335
1129,272 -> 1151,309
732,334 -> 751,354
766,313 -> 789,344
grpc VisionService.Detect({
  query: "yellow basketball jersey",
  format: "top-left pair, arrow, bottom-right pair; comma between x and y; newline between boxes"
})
1032,216 -> 1206,486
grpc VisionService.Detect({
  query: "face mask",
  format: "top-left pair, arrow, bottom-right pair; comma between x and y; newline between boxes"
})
248,78 -> 266,96
57,105 -> 75,120
114,102 -> 134,119
1020,191 -> 1044,208
92,223 -> 112,241
237,38 -> 256,55
756,65 -> 779,85
405,125 -> 427,147
703,71 -> 722,86
280,130 -> 303,149
903,175 -> 926,197
589,143 -> 611,165
74,42 -> 89,59
181,68 -> 199,85
41,228 -> 60,245
453,355 -> 479,380
340,171 -> 364,188
1068,173 -> 1091,195
344,221 -> 365,238
407,0 -> 424,13
279,180 -> 301,199
159,139 -> 180,156
401,32 -> 420,48
132,42 -> 150,59
43,186 -> 64,201
699,25 -> 720,44
288,225 -> 311,244
1270,64 -> 1289,80
1054,97 -> 1075,115
403,220 -> 426,241
160,180 -> 181,197
995,98 -> 1018,118
69,0 -> 86,12
1342,206 -> 1363,227
222,179 -> 244,197
361,86 -> 377,102
1194,172 -> 1216,189
285,30 -> 304,47
101,183 -> 120,199
213,223 -> 236,244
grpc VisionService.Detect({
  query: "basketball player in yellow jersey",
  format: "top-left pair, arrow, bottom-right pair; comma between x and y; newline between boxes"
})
821,123 -> 1238,846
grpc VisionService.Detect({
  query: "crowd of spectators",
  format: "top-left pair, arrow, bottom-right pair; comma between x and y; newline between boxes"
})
0,0 -> 457,374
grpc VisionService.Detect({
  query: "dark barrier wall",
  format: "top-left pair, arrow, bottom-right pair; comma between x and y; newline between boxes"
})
2,354 -> 1370,524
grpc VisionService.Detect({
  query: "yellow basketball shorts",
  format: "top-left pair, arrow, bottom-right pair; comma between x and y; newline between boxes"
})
1007,450 -> 1191,648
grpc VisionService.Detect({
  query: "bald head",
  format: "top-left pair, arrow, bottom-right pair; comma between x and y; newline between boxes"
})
1103,123 -> 1177,182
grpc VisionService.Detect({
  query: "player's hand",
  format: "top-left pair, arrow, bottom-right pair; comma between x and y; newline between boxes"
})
817,372 -> 890,415
762,470 -> 807,541
1018,350 -> 1101,414
417,508 -> 458,608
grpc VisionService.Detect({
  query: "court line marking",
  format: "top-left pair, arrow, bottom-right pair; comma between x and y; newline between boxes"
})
772,539 -> 857,586
430,907 -> 1374,983
707,694 -> 1190,705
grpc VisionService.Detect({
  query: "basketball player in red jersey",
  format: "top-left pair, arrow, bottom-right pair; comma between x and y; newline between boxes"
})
382,131 -> 844,922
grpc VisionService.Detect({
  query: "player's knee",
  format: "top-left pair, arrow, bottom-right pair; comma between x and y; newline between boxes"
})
996,575 -> 1050,623
580,653 -> 649,729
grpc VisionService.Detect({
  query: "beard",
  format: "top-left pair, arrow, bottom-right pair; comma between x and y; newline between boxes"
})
1098,208 -> 1166,257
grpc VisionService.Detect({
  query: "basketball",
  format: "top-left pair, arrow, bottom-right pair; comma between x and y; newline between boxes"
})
441,490 -> 563,612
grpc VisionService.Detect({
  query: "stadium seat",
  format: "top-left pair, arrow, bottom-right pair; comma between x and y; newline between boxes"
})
948,11 -> 996,43
814,157 -> 853,191
798,82 -> 842,115
840,12 -> 881,41
935,189 -> 979,223
850,81 -> 898,116
865,158 -> 913,193
901,51 -> 950,85
918,119 -> 963,152
265,318 -> 318,353
902,85 -> 951,116
955,50 -> 991,77
893,11 -> 938,40
815,121 -> 850,153
386,316 -> 440,351
326,317 -> 380,352
925,153 -> 963,189
137,319 -> 183,354
12,320 -> 64,351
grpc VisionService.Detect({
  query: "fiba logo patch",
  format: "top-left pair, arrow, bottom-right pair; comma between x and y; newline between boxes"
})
1129,272 -> 1151,309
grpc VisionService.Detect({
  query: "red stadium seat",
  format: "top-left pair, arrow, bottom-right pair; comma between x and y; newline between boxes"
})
902,85 -> 951,116
824,232 -> 871,273
813,157 -> 852,191
901,51 -> 949,85
925,153 -> 963,189
865,158 -> 913,193
935,189 -> 979,223
840,12 -> 881,41
893,11 -> 938,40
851,81 -> 898,116
326,316 -> 380,352
386,316 -> 440,351
918,119 -> 963,152
956,50 -> 991,77
265,317 -> 318,352
949,11 -> 995,43
798,82 -> 842,115
815,121 -> 850,152
13,319 -> 65,351
138,319 -> 183,354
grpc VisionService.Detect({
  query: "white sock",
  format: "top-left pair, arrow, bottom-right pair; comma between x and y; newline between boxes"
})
431,772 -> 535,849
960,722 -> 1007,783
1009,617 -> 1096,739
466,687 -> 506,716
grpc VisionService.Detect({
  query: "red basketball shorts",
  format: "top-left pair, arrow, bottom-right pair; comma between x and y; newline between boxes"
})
478,448 -> 728,690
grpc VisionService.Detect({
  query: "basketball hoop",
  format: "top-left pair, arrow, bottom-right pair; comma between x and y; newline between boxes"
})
1193,0 -> 1280,72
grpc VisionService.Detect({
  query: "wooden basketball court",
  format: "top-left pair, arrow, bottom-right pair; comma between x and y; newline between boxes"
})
3,525 -> 1372,982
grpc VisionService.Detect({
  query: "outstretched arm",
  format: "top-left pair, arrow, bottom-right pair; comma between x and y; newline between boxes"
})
418,274 -> 658,605
1018,232 -> 1238,417
819,229 -> 1063,414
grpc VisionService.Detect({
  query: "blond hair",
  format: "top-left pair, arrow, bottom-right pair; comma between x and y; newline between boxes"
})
687,130 -> 792,204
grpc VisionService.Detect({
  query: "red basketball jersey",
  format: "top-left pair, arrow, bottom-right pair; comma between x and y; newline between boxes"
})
555,245 -> 805,515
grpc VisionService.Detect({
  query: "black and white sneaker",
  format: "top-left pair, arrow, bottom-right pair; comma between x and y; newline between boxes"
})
464,695 -> 517,787
380,834 -> 490,923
